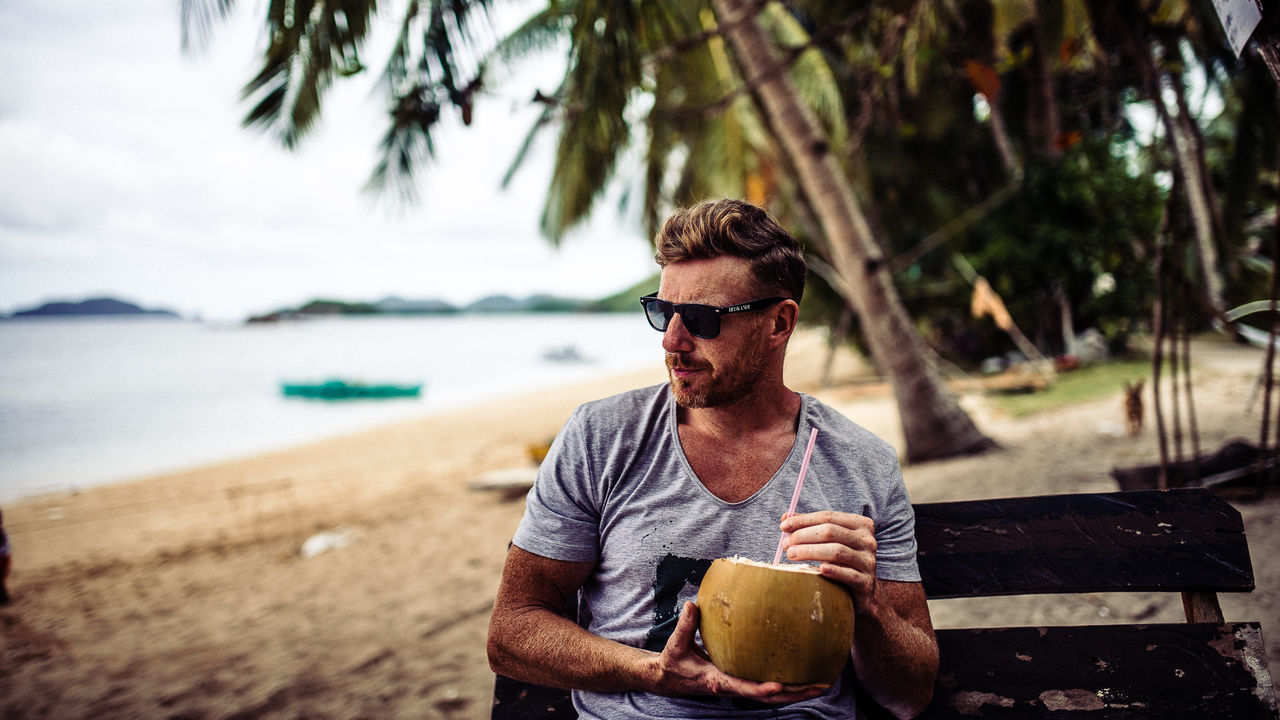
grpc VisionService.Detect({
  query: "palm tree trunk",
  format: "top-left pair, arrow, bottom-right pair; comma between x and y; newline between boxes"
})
711,0 -> 995,462
1152,208 -> 1171,490
1140,41 -> 1228,316
1030,1 -> 1062,159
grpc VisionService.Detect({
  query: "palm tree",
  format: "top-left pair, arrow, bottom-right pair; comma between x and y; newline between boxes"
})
183,0 -> 997,461
707,0 -> 994,461
505,0 -> 1002,462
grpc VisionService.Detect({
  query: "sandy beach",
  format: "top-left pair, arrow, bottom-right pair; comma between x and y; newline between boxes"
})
2,330 -> 1276,719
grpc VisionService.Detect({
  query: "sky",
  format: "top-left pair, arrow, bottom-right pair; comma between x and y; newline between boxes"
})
0,1 -> 658,322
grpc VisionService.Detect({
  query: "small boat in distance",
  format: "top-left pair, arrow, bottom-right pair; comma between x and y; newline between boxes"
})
541,344 -> 591,363
280,379 -> 423,400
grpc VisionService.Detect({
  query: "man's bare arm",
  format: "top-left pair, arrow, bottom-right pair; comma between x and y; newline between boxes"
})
487,545 -> 829,703
848,580 -> 938,718
487,545 -> 651,691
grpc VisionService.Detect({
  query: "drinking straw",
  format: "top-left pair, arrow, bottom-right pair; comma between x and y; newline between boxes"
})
773,427 -> 819,564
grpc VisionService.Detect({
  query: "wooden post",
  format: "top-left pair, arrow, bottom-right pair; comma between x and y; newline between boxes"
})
1182,590 -> 1226,623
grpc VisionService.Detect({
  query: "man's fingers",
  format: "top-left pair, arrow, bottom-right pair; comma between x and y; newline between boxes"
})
729,680 -> 830,704
662,600 -> 828,705
781,509 -> 872,533
670,601 -> 698,644
663,601 -> 710,663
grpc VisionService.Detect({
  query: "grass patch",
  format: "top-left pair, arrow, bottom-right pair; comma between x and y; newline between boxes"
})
986,359 -> 1151,418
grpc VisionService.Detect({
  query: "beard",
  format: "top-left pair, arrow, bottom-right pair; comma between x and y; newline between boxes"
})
666,339 -> 770,409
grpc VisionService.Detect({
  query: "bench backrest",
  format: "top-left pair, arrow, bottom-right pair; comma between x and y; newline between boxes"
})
913,489 -> 1273,718
492,489 -> 1277,719
915,488 -> 1253,609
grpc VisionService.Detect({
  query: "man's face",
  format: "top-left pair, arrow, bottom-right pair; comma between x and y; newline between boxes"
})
657,257 -> 771,409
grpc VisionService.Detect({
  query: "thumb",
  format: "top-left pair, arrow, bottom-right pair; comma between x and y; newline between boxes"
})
664,601 -> 701,654
673,601 -> 699,642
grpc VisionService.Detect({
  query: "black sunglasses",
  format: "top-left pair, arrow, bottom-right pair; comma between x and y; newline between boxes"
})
640,292 -> 787,339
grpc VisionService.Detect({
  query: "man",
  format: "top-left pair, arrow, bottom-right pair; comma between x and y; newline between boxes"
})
488,199 -> 937,718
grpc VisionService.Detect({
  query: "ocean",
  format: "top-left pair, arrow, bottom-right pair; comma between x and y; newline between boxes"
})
0,313 -> 660,504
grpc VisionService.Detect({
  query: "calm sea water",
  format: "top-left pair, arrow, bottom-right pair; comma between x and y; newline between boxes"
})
0,313 -> 661,504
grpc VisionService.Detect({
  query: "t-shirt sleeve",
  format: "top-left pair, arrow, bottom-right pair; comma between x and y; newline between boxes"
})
511,407 -> 602,564
873,459 -> 921,583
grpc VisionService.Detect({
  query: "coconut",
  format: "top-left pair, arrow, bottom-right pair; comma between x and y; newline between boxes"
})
696,556 -> 854,686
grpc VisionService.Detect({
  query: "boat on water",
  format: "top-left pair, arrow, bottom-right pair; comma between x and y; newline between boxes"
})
541,344 -> 591,363
281,379 -> 424,400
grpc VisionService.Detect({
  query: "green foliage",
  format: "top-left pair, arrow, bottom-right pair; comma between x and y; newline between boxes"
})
239,0 -> 380,148
952,137 -> 1163,361
366,0 -> 495,202
297,299 -> 380,315
199,0 -> 1279,373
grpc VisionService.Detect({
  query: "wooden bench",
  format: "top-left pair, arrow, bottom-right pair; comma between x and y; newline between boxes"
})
492,488 -> 1278,718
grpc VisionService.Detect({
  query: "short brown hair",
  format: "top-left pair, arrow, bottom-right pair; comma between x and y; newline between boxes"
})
653,199 -> 806,302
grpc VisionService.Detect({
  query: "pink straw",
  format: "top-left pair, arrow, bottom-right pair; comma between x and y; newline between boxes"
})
773,427 -> 819,564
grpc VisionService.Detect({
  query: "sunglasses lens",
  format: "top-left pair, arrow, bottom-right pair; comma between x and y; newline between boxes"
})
641,297 -> 722,338
643,298 -> 672,332
681,306 -> 718,339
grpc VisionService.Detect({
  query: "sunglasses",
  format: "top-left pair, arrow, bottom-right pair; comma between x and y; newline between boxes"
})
640,292 -> 787,339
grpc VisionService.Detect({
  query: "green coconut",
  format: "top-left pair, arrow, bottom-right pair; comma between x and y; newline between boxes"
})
696,556 -> 854,685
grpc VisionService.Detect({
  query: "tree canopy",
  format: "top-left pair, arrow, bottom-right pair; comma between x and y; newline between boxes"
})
185,0 -> 1279,460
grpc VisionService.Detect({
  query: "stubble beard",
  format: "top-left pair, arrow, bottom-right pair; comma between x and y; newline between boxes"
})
666,340 -> 770,409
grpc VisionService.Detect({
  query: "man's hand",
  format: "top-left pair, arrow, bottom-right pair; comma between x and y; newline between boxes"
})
780,510 -> 940,719
492,547 -> 832,704
779,510 -> 878,608
650,601 -> 830,704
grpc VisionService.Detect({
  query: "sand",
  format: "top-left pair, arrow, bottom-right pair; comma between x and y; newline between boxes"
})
2,330 -> 1276,719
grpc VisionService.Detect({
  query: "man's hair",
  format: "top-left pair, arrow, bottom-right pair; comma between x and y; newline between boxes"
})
654,199 -> 807,302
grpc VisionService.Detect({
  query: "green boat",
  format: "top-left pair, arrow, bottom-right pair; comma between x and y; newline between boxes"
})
281,379 -> 423,400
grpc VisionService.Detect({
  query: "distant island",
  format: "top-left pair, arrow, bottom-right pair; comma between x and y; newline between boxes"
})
245,281 -> 655,324
7,297 -> 181,319
2,275 -> 659,324
246,294 -> 597,322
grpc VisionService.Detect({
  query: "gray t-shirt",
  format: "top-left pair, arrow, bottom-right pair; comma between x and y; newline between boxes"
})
512,384 -> 920,719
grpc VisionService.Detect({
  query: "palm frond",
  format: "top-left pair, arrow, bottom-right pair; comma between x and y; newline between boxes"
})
761,3 -> 847,142
239,0 -> 380,147
362,0 -> 496,200
364,86 -> 442,203
488,1 -> 574,64
180,0 -> 237,53
380,0 -> 422,95
501,79 -> 566,189
539,1 -> 648,241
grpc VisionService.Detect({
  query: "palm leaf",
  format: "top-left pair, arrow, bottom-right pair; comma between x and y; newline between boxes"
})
238,0 -> 380,147
539,0 -> 646,241
180,0 -> 237,52
759,2 -> 847,144
365,0 -> 496,199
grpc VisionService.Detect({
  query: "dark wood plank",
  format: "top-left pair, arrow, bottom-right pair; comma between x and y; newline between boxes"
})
493,622 -> 1280,720
492,674 -> 575,720
925,622 -> 1278,719
914,489 -> 1254,599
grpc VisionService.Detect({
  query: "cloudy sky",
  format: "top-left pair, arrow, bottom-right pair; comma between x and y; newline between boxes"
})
0,1 -> 657,322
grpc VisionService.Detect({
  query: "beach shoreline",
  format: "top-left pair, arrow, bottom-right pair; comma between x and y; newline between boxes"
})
3,331 -> 1276,718
0,312 -> 666,508
1,328 -> 872,572
1,364 -> 668,573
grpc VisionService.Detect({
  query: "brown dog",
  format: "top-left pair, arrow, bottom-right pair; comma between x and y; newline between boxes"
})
1123,380 -> 1144,437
